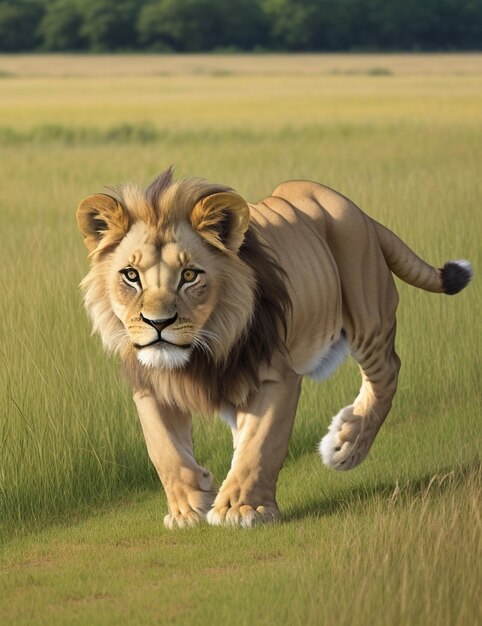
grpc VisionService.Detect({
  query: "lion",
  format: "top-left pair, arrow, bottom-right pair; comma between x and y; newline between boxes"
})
77,168 -> 472,529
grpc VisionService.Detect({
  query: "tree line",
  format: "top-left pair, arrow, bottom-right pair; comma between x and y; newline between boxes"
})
1,0 -> 481,53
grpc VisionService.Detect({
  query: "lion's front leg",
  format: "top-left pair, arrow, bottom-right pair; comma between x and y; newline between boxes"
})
133,391 -> 216,529
207,367 -> 301,528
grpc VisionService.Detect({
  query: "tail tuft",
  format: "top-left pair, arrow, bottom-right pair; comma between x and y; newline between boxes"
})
441,260 -> 473,295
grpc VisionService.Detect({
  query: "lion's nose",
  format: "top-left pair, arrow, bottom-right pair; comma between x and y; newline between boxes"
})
140,312 -> 178,333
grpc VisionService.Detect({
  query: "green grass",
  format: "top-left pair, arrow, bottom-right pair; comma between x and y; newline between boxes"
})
0,55 -> 481,625
1,462 -> 480,626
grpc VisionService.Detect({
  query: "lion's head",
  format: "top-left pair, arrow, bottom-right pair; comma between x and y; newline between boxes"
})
77,169 -> 289,410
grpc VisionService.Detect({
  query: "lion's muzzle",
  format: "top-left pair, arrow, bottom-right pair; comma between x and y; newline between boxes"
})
135,313 -> 191,350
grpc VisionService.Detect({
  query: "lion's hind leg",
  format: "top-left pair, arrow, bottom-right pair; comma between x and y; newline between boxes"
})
319,321 -> 400,471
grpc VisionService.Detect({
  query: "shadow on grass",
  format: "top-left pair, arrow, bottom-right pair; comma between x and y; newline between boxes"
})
0,485 -> 162,548
284,458 -> 480,522
2,459 -> 478,544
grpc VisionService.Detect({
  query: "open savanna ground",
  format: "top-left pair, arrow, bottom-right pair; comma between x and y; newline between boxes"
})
0,54 -> 481,625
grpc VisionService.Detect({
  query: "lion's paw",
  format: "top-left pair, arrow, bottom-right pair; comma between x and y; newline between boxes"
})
206,504 -> 279,528
163,481 -> 216,530
164,509 -> 205,530
319,405 -> 378,471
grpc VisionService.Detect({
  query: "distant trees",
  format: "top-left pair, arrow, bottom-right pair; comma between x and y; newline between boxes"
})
137,0 -> 268,52
39,0 -> 143,52
263,0 -> 482,51
0,0 -> 43,51
38,0 -> 84,51
0,0 -> 481,52
79,0 -> 140,51
138,0 -> 226,52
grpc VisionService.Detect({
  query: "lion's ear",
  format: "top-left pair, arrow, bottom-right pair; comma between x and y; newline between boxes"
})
76,194 -> 130,254
190,192 -> 250,253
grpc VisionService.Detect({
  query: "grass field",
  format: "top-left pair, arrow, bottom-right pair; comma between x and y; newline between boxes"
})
0,54 -> 481,625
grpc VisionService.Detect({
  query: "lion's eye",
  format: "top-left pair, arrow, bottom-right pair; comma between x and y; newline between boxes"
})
122,268 -> 140,283
182,269 -> 197,283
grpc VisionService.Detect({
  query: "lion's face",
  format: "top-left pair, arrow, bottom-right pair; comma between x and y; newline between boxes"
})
110,221 -> 222,369
77,173 -> 256,370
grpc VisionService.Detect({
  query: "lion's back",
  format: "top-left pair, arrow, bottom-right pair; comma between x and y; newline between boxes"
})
249,182 -> 348,374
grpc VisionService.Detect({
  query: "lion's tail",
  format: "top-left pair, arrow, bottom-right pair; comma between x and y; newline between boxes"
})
372,220 -> 472,295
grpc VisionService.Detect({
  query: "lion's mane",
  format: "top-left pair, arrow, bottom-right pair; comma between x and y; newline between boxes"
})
80,169 -> 291,414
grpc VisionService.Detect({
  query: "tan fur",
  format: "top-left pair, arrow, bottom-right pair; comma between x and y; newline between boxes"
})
77,171 -> 471,528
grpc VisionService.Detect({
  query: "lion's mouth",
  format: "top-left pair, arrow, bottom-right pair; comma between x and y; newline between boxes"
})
134,337 -> 192,350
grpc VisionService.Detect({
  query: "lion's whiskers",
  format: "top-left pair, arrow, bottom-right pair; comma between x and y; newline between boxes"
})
191,328 -> 222,360
107,327 -> 130,351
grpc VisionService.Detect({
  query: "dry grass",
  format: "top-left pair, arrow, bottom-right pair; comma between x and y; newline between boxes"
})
1,53 -> 482,77
1,55 -> 481,135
